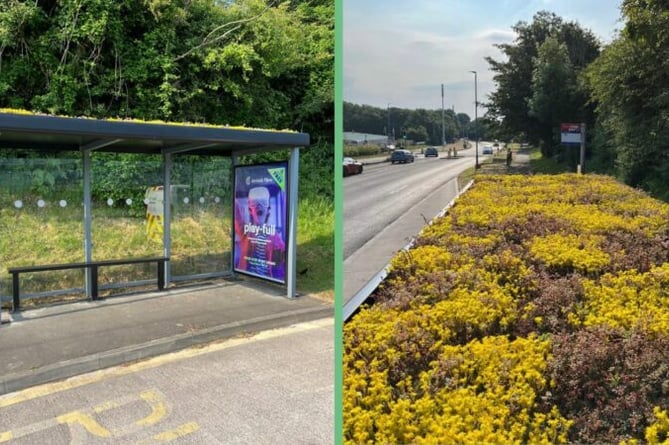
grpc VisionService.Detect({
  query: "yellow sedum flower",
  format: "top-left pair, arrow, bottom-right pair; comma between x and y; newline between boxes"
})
645,407 -> 669,445
529,233 -> 611,274
579,264 -> 669,334
345,173 -> 669,444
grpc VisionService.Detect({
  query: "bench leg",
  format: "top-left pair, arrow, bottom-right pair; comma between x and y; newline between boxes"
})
12,273 -> 20,312
157,260 -> 165,291
91,266 -> 99,300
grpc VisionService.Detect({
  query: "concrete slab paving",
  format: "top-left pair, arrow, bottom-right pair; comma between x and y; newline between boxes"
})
0,279 -> 332,395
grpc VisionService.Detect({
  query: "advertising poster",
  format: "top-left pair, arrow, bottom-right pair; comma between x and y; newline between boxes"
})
233,162 -> 288,284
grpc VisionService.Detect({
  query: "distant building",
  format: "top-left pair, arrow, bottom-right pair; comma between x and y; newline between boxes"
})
343,132 -> 388,145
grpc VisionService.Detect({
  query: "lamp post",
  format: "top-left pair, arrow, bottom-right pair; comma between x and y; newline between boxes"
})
387,103 -> 391,144
469,70 -> 479,169
441,84 -> 445,147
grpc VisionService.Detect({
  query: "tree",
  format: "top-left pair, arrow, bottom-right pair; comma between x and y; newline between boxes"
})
528,37 -> 581,157
0,0 -> 332,134
486,11 -> 600,150
586,0 -> 669,199
0,0 -> 334,201
404,125 -> 428,143
344,102 -> 465,145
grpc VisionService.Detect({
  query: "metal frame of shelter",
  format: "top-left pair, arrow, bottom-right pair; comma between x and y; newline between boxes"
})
0,112 -> 309,299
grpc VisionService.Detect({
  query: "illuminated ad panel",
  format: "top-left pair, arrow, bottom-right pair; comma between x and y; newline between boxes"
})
233,162 -> 288,284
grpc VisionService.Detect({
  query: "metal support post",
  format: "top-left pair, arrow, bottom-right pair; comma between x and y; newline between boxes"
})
286,147 -> 300,298
230,155 -> 238,275
82,149 -> 93,298
163,153 -> 172,286
579,123 -> 586,174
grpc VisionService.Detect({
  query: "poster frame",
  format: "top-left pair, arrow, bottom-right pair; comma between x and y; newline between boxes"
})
232,161 -> 289,285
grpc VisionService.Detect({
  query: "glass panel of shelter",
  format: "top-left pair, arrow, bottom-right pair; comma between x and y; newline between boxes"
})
90,152 -> 163,297
169,154 -> 232,280
0,150 -> 85,306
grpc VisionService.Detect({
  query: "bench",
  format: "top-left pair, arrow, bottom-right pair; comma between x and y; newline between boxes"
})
8,257 -> 169,311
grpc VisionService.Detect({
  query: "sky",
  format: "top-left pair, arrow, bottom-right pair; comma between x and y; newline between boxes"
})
343,0 -> 624,118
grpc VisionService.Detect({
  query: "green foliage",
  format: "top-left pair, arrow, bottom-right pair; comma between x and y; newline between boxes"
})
298,141 -> 334,200
0,0 -> 334,299
0,0 -> 332,134
343,144 -> 383,157
404,125 -> 428,143
528,37 -> 582,157
296,195 -> 333,294
344,102 -> 467,145
485,3 -> 669,201
235,141 -> 333,201
0,151 -> 83,205
528,148 -> 571,175
486,11 -> 600,150
585,0 -> 669,201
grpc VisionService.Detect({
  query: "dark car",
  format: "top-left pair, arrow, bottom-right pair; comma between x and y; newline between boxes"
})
425,147 -> 439,157
390,149 -> 415,164
343,157 -> 363,176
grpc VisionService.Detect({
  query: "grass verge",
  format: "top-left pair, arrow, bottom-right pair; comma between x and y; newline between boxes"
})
529,147 -> 572,174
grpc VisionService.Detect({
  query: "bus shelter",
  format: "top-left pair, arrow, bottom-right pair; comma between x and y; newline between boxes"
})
0,111 -> 309,310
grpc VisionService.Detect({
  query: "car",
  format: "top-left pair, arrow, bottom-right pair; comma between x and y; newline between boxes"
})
390,149 -> 415,164
424,147 -> 439,157
482,145 -> 493,155
343,157 -> 363,176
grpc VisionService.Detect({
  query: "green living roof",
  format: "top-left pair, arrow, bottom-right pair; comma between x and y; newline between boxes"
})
0,110 -> 309,156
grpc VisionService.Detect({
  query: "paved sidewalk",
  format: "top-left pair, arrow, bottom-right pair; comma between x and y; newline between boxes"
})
0,279 -> 332,395
477,148 -> 531,174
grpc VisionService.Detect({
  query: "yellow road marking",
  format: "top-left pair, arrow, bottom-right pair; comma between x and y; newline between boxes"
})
136,390 -> 168,427
0,388 -> 187,442
93,399 -> 121,413
57,411 -> 112,438
139,422 -> 200,443
0,318 -> 332,409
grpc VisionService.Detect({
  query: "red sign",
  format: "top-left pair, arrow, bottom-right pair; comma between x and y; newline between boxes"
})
561,123 -> 581,144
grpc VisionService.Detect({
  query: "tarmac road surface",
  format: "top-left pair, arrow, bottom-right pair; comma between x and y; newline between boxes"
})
0,318 -> 334,444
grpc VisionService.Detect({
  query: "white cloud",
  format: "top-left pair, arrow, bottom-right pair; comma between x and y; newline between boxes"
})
343,0 -> 620,115
344,25 -> 512,116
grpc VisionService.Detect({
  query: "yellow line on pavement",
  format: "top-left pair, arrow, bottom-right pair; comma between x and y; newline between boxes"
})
136,390 -> 169,426
147,422 -> 200,443
0,318 -> 332,409
56,411 -> 112,438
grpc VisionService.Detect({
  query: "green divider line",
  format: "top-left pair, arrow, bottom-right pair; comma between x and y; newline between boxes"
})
334,0 -> 343,443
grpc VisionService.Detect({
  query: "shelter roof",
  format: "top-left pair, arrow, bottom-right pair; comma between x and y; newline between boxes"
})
0,110 -> 309,155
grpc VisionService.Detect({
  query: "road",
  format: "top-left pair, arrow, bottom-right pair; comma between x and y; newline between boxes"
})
343,144 -> 490,318
0,318 -> 333,444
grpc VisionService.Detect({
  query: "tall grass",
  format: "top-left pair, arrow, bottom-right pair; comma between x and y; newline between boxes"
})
529,147 -> 572,174
296,196 -> 334,298
0,197 -> 333,306
1,144 -> 334,306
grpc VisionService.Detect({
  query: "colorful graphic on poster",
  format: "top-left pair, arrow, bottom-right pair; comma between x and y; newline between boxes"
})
233,162 -> 287,283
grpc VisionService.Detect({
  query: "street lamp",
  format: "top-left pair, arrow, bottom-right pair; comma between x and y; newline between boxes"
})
387,103 -> 391,144
470,70 -> 479,169
441,84 -> 445,147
